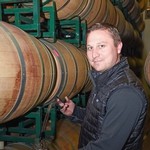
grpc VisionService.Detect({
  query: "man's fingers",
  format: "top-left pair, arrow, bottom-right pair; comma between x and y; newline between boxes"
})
57,99 -> 64,107
57,96 -> 70,111
65,96 -> 69,101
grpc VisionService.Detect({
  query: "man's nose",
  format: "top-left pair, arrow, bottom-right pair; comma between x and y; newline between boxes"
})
92,48 -> 100,58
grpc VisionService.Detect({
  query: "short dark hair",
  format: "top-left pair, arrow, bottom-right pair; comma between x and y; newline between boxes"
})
87,23 -> 122,47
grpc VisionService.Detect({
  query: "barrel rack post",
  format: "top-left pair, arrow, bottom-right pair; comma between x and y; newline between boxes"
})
57,17 -> 87,47
72,92 -> 88,108
0,104 -> 57,144
0,0 -> 57,41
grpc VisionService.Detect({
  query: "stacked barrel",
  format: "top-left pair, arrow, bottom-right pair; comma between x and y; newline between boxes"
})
42,0 -> 145,52
11,0 -> 146,56
0,21 -> 91,123
0,0 -> 147,123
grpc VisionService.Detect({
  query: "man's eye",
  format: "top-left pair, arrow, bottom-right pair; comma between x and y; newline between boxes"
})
98,45 -> 105,49
87,47 -> 92,51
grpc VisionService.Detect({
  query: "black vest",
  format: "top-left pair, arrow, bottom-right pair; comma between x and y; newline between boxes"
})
78,57 -> 148,150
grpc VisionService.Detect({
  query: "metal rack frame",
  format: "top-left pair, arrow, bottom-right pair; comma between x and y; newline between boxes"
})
0,0 -> 87,46
0,0 -> 56,41
0,105 -> 56,144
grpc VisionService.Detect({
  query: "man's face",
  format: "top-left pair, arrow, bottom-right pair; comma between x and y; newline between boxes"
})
86,29 -> 122,72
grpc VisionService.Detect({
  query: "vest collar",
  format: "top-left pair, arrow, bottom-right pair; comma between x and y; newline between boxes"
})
90,57 -> 129,87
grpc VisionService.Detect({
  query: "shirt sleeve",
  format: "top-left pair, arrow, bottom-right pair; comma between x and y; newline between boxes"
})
79,87 -> 143,150
69,105 -> 86,124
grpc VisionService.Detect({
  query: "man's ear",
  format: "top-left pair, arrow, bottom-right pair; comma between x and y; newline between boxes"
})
117,42 -> 123,54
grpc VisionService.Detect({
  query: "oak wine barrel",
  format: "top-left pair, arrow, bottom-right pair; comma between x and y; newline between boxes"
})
0,21 -> 91,123
0,21 -> 55,123
44,0 -> 107,27
40,39 -> 89,103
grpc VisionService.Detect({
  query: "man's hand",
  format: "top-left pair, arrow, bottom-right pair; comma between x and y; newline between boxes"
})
57,96 -> 75,116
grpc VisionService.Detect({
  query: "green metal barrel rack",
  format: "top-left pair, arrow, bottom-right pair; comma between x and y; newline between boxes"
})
0,0 -> 88,148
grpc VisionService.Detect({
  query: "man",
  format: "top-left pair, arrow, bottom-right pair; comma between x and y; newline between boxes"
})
57,23 -> 148,150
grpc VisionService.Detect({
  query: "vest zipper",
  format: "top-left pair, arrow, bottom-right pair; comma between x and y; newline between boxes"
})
92,93 -> 96,104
